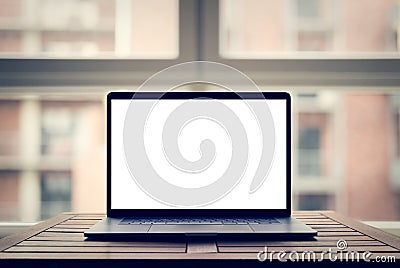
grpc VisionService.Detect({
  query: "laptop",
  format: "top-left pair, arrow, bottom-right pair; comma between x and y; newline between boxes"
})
84,91 -> 316,238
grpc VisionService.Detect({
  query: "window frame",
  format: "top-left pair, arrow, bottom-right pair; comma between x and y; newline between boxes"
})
0,0 -> 400,224
0,0 -> 399,94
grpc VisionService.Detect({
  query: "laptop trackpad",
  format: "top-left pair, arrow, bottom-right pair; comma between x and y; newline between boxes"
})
149,224 -> 253,233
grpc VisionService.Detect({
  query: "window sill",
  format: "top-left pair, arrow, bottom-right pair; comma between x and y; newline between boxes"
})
0,222 -> 39,239
363,221 -> 400,237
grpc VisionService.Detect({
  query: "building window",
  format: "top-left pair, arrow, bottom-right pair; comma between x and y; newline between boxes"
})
0,0 -> 178,57
390,94 -> 400,158
294,0 -> 335,51
298,127 -> 321,177
389,1 -> 400,51
396,111 -> 400,158
41,107 -> 75,157
298,194 -> 334,210
297,0 -> 320,19
40,172 -> 71,220
0,100 -> 20,157
297,31 -> 332,51
0,171 -> 19,221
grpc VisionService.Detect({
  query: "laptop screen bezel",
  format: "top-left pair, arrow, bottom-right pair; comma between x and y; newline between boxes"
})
107,91 -> 291,218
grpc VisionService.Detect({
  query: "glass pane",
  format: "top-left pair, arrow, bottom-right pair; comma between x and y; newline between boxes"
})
292,91 -> 400,220
397,109 -> 400,157
0,171 -> 19,221
297,194 -> 334,210
0,91 -> 400,222
0,99 -> 105,222
40,171 -> 71,219
298,127 -> 321,177
220,0 -> 400,57
297,0 -> 320,19
0,0 -> 178,58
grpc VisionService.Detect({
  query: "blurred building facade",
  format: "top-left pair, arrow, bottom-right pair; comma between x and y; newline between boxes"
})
0,99 -> 105,221
0,0 -> 399,221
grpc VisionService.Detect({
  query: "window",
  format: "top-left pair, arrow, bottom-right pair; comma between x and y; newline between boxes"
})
298,127 -> 321,176
297,0 -> 320,19
393,95 -> 400,158
298,194 -> 334,210
41,107 -> 75,156
0,99 -> 104,221
0,100 -> 19,157
396,109 -> 400,158
40,172 -> 71,219
390,1 -> 400,51
390,94 -> 400,195
0,101 -> 20,221
0,0 -> 399,223
0,0 -> 178,58
295,0 -> 335,51
0,171 -> 19,221
220,0 -> 399,57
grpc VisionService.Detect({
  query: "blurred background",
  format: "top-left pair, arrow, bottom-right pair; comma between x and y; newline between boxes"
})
0,0 -> 400,224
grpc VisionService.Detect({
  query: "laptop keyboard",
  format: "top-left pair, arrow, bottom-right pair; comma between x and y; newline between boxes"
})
119,217 -> 280,225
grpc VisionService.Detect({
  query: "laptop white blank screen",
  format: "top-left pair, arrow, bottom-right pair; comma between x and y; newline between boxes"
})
111,99 -> 287,209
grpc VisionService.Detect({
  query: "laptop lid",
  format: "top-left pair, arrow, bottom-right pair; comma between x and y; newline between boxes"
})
107,92 -> 291,218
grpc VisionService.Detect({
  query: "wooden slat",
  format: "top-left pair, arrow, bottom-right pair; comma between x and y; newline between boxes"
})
66,213 -> 104,216
300,220 -> 339,224
292,211 -> 326,215
315,236 -> 375,241
59,220 -> 99,225
5,246 -> 186,253
35,232 -> 83,237
53,224 -> 91,229
0,213 -> 73,252
218,245 -> 398,253
18,240 -> 186,248
254,252 -> 400,261
45,228 -> 87,233
0,252 -> 256,259
307,224 -> 347,228
300,218 -> 335,221
303,222 -> 342,225
186,239 -> 217,253
294,216 -> 328,219
220,252 -> 400,261
316,231 -> 365,237
323,211 -> 400,250
27,236 -> 85,242
71,216 -> 104,220
217,240 -> 385,247
1,251 -> 398,260
313,227 -> 355,232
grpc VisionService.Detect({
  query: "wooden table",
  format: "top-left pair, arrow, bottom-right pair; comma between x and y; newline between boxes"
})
0,211 -> 399,266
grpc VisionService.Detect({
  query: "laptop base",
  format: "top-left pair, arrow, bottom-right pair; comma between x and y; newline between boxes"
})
84,216 -> 317,239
